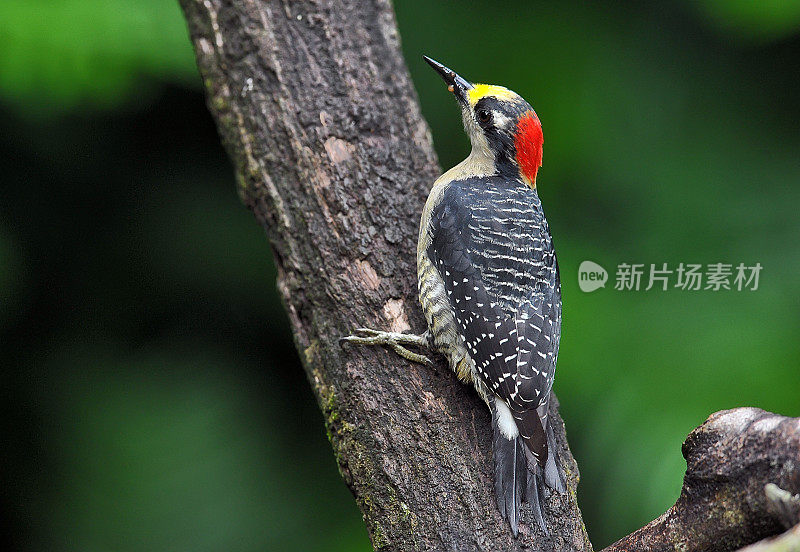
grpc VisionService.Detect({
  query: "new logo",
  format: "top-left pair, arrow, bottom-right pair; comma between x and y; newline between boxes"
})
578,261 -> 608,292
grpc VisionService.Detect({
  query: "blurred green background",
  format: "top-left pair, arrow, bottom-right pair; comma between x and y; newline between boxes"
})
1,1 -> 798,550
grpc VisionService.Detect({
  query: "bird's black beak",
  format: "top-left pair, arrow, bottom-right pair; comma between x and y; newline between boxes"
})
423,55 -> 473,105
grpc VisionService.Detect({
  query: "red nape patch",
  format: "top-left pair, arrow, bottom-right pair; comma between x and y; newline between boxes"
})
515,111 -> 543,185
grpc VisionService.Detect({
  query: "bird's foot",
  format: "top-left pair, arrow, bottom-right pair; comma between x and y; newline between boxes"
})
340,328 -> 433,366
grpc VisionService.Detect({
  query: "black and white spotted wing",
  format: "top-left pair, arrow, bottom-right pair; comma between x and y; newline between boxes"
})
427,176 -> 562,466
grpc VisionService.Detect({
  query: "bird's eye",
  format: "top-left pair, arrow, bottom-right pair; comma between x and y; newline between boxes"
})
477,109 -> 492,124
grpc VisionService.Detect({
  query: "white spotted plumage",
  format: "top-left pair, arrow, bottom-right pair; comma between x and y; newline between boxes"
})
415,57 -> 565,535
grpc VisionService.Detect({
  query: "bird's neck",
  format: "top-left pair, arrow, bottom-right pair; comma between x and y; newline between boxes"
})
436,144 -> 496,185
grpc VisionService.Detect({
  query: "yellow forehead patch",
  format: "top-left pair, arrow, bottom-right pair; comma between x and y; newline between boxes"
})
468,84 -> 519,106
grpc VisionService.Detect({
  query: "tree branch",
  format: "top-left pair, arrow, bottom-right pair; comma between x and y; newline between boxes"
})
178,0 -> 589,550
735,524 -> 800,552
603,408 -> 800,552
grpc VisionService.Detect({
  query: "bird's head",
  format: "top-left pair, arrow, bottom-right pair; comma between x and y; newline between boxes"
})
423,56 -> 543,188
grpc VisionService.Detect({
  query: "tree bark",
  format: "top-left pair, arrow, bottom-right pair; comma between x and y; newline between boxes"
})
603,408 -> 800,552
735,524 -> 800,552
178,2 -> 799,551
178,0 -> 589,550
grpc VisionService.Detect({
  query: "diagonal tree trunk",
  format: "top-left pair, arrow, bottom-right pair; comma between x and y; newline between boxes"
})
178,2 -> 799,551
178,0 -> 589,550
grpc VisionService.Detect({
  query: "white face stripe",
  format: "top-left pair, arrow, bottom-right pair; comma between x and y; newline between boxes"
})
490,110 -> 513,131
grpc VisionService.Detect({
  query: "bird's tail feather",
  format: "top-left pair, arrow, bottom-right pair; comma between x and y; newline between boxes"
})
493,410 -> 566,536
525,461 -> 547,535
543,416 -> 566,493
492,420 -> 526,536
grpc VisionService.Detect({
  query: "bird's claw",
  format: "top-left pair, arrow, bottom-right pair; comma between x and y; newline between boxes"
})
340,328 -> 433,366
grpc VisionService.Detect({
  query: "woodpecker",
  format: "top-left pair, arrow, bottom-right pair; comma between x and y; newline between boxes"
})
342,56 -> 565,536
